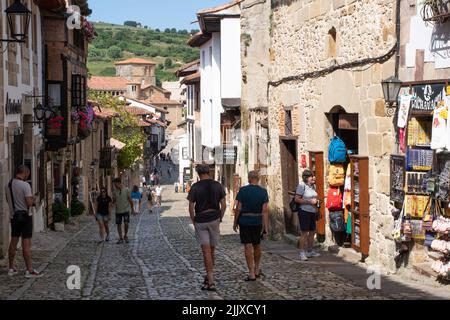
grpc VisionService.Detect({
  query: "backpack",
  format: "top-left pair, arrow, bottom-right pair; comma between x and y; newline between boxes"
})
329,211 -> 346,232
328,164 -> 345,187
326,187 -> 343,211
328,136 -> 347,163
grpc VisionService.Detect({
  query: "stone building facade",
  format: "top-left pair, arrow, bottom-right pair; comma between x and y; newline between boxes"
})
245,0 -> 401,273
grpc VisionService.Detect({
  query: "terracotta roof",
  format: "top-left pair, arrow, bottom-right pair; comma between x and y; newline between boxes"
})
181,71 -> 200,85
147,118 -> 167,128
93,105 -> 119,119
137,119 -> 153,128
176,59 -> 200,77
110,138 -> 126,150
197,0 -> 243,15
115,58 -> 156,65
141,84 -> 170,94
89,77 -> 128,91
125,106 -> 154,116
187,31 -> 212,47
145,96 -> 182,106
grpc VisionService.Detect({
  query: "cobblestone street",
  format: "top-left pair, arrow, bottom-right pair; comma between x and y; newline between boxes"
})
1,184 -> 449,300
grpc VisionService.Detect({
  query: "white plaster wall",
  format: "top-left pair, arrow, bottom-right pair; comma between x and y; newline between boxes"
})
221,18 -> 242,100
406,0 -> 450,69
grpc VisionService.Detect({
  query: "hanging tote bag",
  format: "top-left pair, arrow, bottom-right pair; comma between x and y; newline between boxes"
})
328,136 -> 347,163
329,211 -> 346,232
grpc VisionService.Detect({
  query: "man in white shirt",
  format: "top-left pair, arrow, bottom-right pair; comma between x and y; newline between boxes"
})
5,165 -> 42,278
155,185 -> 163,206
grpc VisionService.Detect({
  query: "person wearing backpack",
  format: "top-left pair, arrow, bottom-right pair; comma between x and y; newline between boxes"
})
295,169 -> 321,261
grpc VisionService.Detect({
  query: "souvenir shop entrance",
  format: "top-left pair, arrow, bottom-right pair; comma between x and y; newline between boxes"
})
323,108 -> 370,260
392,82 -> 450,280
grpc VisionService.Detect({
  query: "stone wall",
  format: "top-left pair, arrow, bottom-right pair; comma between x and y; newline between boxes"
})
266,0 -> 399,272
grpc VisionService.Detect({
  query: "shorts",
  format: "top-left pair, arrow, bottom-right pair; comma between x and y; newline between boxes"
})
11,214 -> 33,239
96,213 -> 109,222
239,225 -> 263,245
116,212 -> 130,225
195,219 -> 220,247
298,210 -> 317,232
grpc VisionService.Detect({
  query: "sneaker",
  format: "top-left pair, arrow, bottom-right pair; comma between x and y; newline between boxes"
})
117,239 -> 124,244
8,269 -> 18,277
25,270 -> 43,279
124,236 -> 129,244
306,250 -> 321,258
299,251 -> 309,261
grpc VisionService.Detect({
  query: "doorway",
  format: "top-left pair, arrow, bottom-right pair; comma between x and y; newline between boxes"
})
280,138 -> 299,235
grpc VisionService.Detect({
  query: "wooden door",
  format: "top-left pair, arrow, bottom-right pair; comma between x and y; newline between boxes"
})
309,151 -> 326,242
280,138 -> 299,235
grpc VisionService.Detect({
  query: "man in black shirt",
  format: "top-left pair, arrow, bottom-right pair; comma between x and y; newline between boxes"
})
96,187 -> 112,243
187,164 -> 226,291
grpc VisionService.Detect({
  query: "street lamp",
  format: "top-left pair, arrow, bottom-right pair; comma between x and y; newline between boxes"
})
33,103 -> 55,122
381,76 -> 403,105
2,0 -> 31,43
381,76 -> 403,117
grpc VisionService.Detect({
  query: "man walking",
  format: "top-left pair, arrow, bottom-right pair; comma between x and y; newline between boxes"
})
5,165 -> 42,278
112,178 -> 135,244
233,171 -> 269,281
187,165 -> 226,291
155,184 -> 163,206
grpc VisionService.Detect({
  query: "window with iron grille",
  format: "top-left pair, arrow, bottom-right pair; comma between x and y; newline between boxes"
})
72,74 -> 86,107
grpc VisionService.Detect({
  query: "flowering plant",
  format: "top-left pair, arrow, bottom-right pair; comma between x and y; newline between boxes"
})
47,116 -> 64,130
77,103 -> 94,139
81,18 -> 96,43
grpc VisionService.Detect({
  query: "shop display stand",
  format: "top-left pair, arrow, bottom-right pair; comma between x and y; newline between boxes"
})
350,156 -> 369,261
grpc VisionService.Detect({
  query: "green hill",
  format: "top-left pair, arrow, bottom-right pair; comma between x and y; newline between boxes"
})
88,23 -> 199,84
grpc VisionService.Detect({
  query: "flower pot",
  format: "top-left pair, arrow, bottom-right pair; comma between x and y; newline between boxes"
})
46,127 -> 62,136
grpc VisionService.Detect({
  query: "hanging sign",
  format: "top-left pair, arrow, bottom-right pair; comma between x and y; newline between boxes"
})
410,83 -> 445,112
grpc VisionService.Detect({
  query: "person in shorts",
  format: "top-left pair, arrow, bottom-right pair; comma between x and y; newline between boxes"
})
187,164 -> 226,291
96,187 -> 112,243
112,178 -> 135,244
295,170 -> 321,261
5,165 -> 42,278
233,171 -> 269,281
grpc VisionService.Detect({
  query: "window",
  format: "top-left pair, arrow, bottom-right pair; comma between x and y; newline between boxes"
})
327,27 -> 337,58
201,50 -> 205,67
132,85 -> 137,92
209,46 -> 213,66
48,83 -> 62,107
72,75 -> 86,107
74,29 -> 85,52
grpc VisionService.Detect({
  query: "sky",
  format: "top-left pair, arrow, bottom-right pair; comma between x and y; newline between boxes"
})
89,0 -> 227,31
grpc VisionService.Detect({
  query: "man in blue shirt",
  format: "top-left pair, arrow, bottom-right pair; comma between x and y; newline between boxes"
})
233,171 -> 269,281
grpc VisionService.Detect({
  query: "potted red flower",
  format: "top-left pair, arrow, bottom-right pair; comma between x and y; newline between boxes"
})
46,116 -> 64,136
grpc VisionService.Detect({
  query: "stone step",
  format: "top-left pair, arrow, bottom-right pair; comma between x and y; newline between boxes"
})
413,262 -> 439,279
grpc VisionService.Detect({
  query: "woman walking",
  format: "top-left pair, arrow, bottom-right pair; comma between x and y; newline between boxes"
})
233,171 -> 269,281
295,170 -> 321,261
96,188 -> 112,243
131,185 -> 142,214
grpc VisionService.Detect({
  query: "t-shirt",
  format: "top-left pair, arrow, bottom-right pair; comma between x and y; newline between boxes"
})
155,187 -> 163,196
97,196 -> 112,215
131,191 -> 142,200
296,183 -> 318,213
5,179 -> 33,219
187,179 -> 226,223
113,188 -> 131,214
236,185 -> 269,226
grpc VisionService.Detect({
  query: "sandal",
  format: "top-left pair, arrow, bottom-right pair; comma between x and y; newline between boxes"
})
245,276 -> 257,282
255,270 -> 263,278
207,283 -> 217,291
201,276 -> 209,290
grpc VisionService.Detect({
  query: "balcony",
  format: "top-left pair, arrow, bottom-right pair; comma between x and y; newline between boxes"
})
99,146 -> 114,169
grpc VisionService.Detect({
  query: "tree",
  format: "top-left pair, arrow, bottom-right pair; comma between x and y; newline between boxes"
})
141,37 -> 151,46
191,29 -> 199,35
124,21 -> 138,28
171,28 -> 177,34
144,26 -> 148,29
164,58 -> 173,69
164,28 -> 171,33
108,46 -> 123,59
178,29 -> 188,35
155,28 -> 160,33
88,92 -> 146,170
